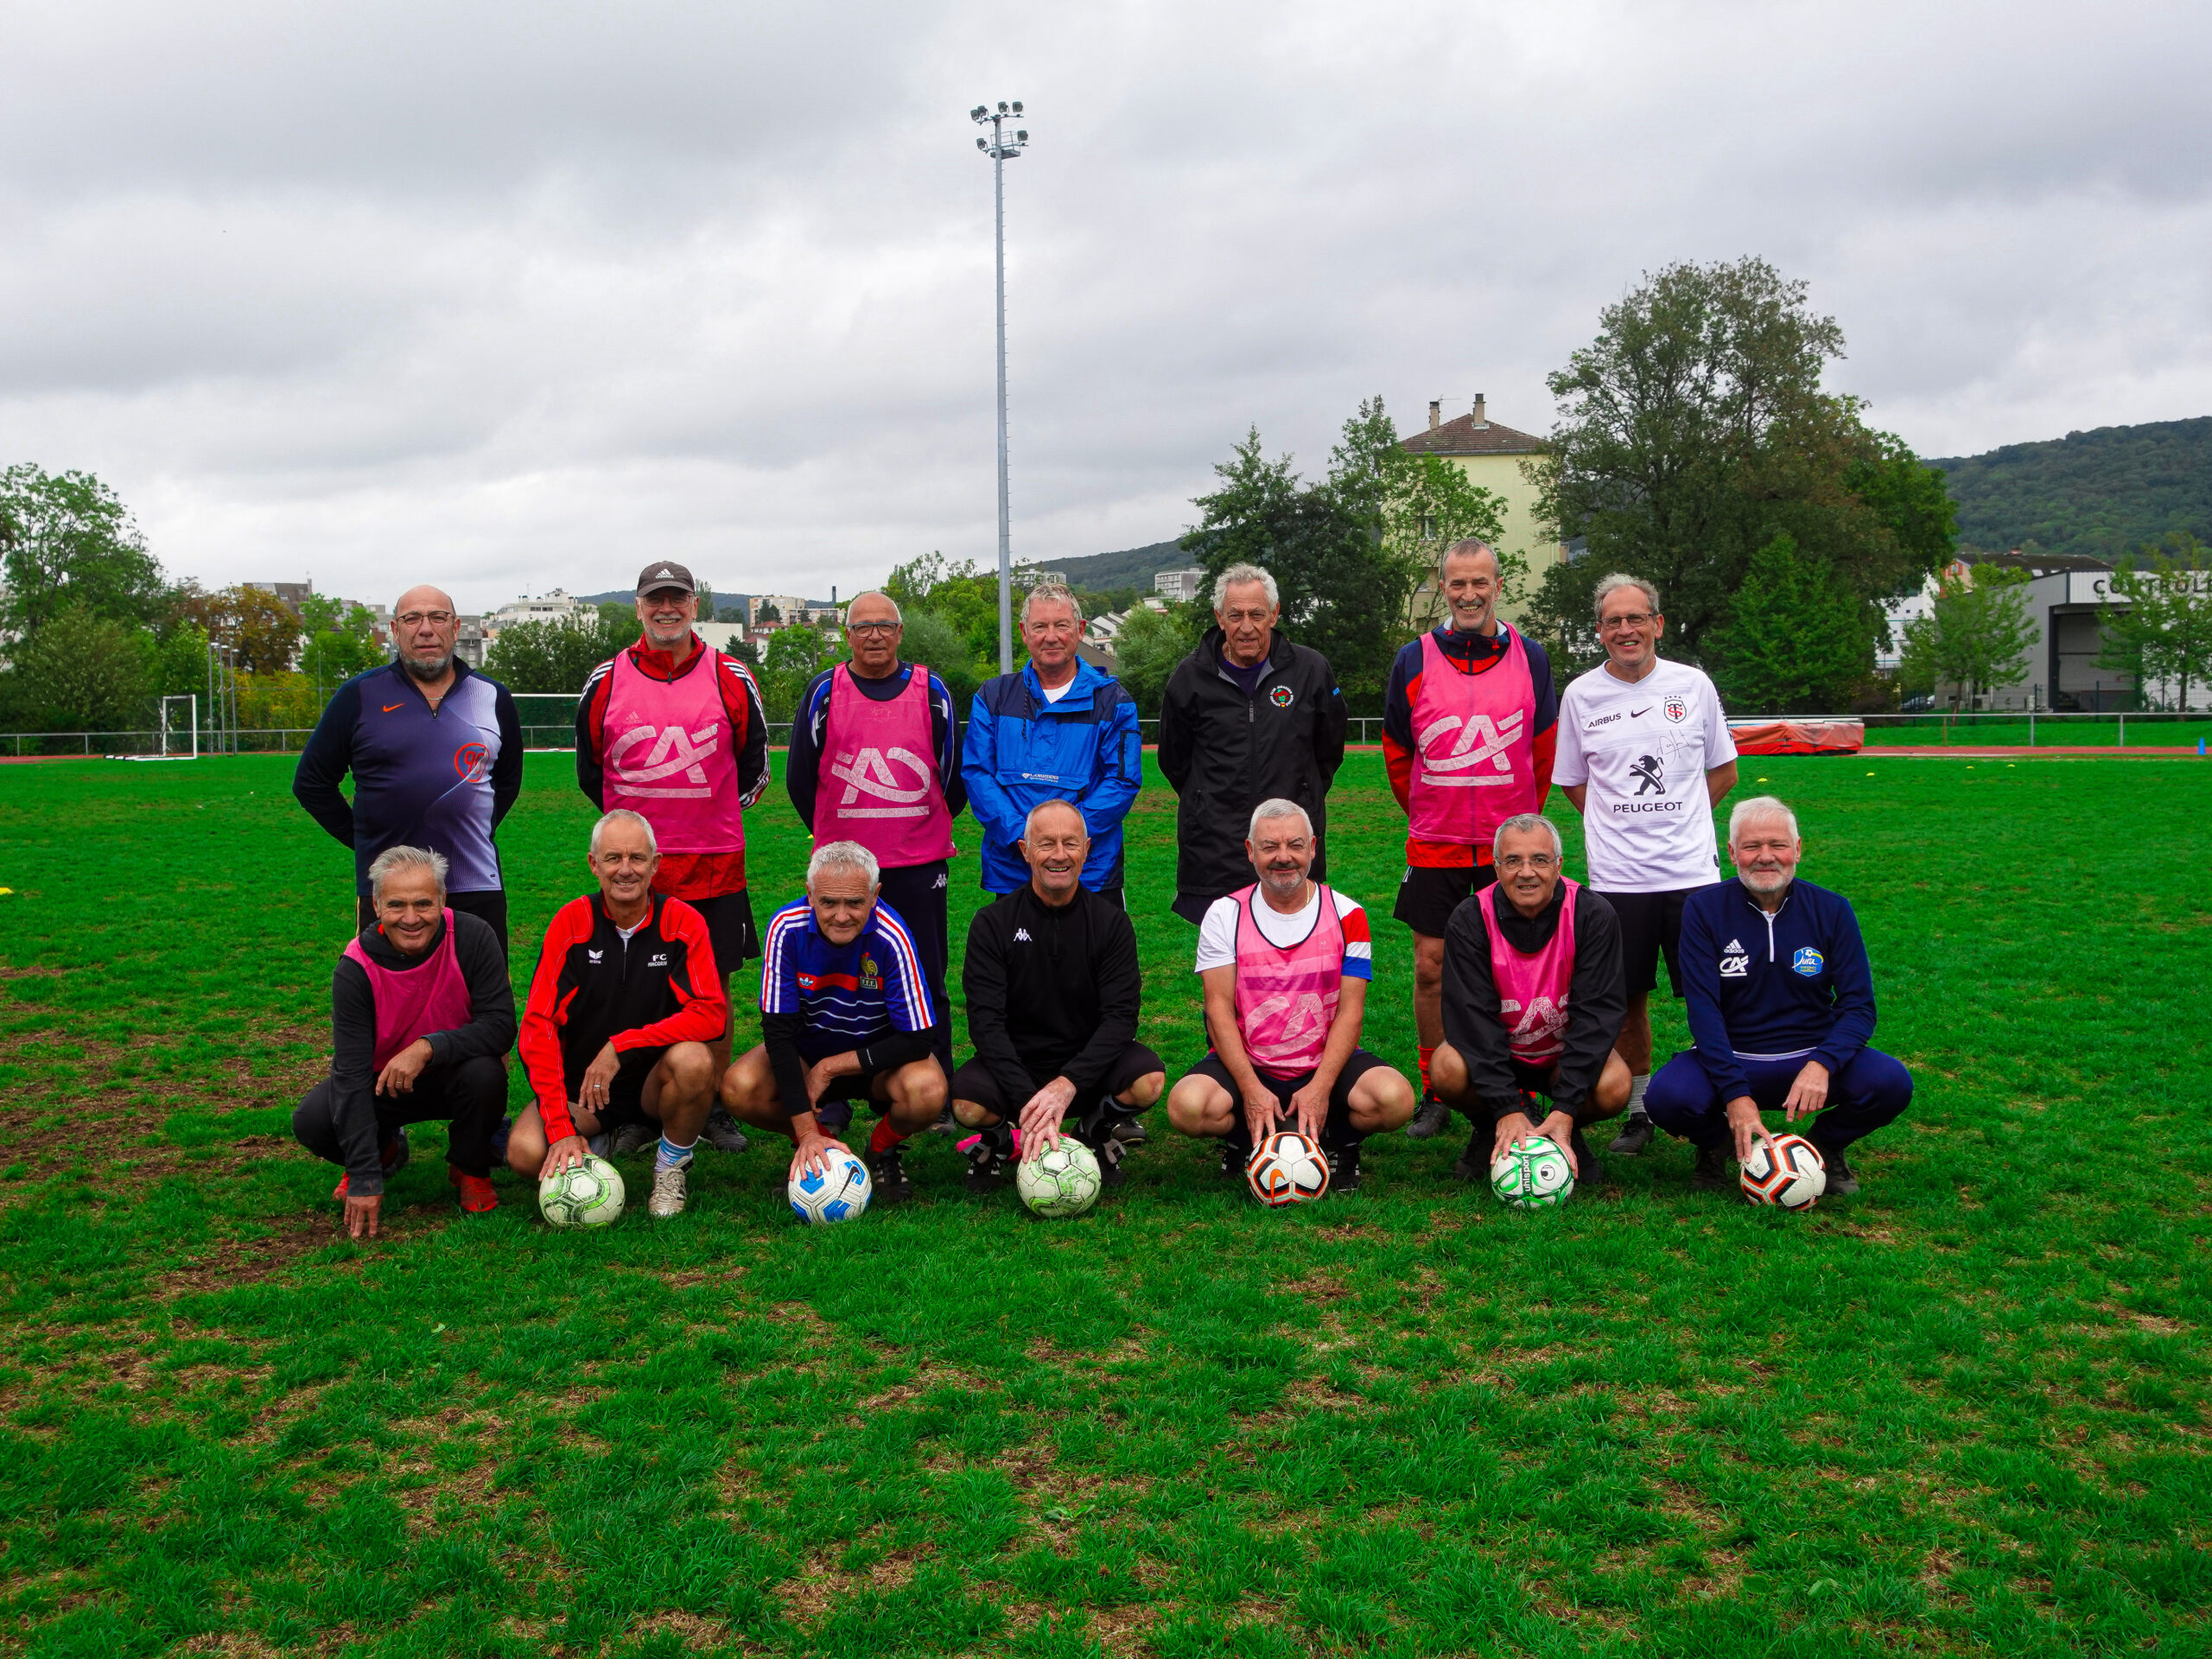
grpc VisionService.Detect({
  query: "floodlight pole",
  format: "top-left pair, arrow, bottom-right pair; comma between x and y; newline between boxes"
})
972,100 -> 1030,674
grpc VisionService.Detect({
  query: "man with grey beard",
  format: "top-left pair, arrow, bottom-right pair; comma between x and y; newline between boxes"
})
296,583 -> 524,958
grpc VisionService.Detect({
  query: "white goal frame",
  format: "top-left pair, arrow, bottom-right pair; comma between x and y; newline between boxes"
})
158,694 -> 199,760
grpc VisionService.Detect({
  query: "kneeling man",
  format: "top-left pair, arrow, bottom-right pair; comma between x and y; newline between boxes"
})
1645,796 -> 1912,1195
508,810 -> 727,1216
1431,813 -> 1630,1186
953,800 -> 1164,1191
1166,799 -> 1415,1191
719,842 -> 947,1204
294,845 -> 517,1236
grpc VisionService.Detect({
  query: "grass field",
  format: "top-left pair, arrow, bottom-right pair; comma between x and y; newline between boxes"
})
0,750 -> 2206,1658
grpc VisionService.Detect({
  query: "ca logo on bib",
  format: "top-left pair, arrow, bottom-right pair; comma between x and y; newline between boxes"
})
1414,709 -> 1525,787
608,723 -> 720,798
828,746 -> 933,819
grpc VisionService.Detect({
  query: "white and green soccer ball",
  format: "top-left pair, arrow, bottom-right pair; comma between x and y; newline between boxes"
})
1490,1135 -> 1574,1209
538,1154 -> 626,1228
1016,1140 -> 1102,1218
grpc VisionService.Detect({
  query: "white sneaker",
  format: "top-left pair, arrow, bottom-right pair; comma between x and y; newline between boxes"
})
648,1160 -> 690,1217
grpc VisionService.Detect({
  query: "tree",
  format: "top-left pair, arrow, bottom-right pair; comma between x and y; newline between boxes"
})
1707,533 -> 1872,713
897,607 -> 987,713
1901,566 -> 2037,709
0,464 -> 169,636
754,601 -> 782,624
173,584 -> 302,674
483,615 -> 637,693
1109,602 -> 1202,715
758,624 -> 845,722
297,594 -> 386,690
886,553 -> 1005,668
1531,257 -> 1954,663
6,606 -> 152,730
2098,534 -> 2212,710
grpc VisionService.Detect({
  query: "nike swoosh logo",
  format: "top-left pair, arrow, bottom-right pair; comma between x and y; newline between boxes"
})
1630,706 -> 1650,717
382,703 -> 405,712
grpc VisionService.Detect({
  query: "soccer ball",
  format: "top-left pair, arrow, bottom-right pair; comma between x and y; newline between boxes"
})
538,1154 -> 626,1228
1490,1135 -> 1574,1208
1740,1133 -> 1827,1210
1016,1140 -> 1103,1218
1245,1130 -> 1330,1206
789,1153 -> 873,1225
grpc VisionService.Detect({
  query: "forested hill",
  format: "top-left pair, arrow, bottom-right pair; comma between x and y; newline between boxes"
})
1046,539 -> 1191,590
1929,416 -> 2212,562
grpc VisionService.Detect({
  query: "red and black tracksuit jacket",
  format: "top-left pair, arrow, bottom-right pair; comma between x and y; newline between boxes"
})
519,893 -> 728,1142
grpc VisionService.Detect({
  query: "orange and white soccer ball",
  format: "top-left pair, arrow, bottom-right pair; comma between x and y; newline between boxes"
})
1740,1132 -> 1827,1210
1245,1130 -> 1331,1206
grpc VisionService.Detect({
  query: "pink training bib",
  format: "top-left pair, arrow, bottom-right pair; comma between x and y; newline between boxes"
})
342,910 -> 475,1071
818,664 -> 956,865
1408,627 -> 1539,846
1486,877 -> 1579,1065
1232,882 -> 1346,1080
602,647 -> 746,857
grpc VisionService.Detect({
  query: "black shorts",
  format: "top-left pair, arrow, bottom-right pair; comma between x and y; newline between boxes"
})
585,1044 -> 671,1131
1597,887 -> 1696,997
949,1042 -> 1165,1121
810,1053 -> 944,1110
687,890 -> 760,979
1392,861 -> 1498,938
1183,1048 -> 1394,1147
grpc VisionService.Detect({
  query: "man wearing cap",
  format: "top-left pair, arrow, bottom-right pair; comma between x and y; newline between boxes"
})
577,562 -> 768,1155
785,589 -> 965,1064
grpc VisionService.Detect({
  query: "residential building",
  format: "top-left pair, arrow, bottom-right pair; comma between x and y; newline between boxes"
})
750,594 -> 807,626
1398,394 -> 1570,625
486,589 -> 587,637
1154,568 -> 1205,602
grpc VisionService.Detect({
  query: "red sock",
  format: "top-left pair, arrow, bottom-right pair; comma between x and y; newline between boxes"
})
869,1118 -> 907,1154
1418,1045 -> 1437,1098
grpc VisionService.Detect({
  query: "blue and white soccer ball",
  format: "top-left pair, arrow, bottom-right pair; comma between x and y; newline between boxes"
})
788,1153 -> 873,1225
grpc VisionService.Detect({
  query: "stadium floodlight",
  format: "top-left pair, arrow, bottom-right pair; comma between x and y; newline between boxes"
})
969,98 -> 1032,673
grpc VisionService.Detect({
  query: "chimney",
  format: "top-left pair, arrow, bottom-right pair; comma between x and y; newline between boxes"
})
1427,400 -> 1441,432
1472,393 -> 1488,428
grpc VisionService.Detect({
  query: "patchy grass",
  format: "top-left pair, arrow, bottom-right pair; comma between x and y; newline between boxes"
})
0,751 -> 2204,1656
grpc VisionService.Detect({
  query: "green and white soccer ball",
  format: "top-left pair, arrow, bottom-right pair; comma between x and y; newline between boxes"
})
1490,1135 -> 1574,1209
1016,1140 -> 1103,1218
538,1154 -> 626,1228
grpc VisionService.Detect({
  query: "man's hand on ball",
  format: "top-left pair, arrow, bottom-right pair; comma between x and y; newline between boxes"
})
538,1134 -> 589,1181
1726,1097 -> 1771,1163
1017,1077 -> 1077,1163
342,1192 -> 382,1239
790,1128 -> 852,1182
1783,1061 -> 1830,1122
1491,1110 -> 1537,1166
1537,1109 -> 1580,1177
1241,1083 -> 1280,1146
1287,1079 -> 1330,1144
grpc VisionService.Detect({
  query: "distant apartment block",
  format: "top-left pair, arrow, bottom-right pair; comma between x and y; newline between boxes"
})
1154,568 -> 1205,601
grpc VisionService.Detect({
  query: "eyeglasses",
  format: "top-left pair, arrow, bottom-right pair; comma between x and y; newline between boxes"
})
1601,613 -> 1656,630
396,611 -> 455,627
1497,853 -> 1558,871
847,621 -> 900,636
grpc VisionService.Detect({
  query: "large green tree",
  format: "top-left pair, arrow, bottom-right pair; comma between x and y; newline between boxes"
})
1707,533 -> 1873,713
7,607 -> 153,731
2097,535 -> 2212,711
758,625 -> 847,722
482,615 -> 637,694
1527,257 -> 1955,669
297,594 -> 386,690
1901,566 -> 2037,709
0,464 -> 169,636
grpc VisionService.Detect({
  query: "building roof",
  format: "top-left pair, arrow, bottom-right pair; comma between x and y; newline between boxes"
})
1401,413 -> 1545,457
1958,550 -> 2114,576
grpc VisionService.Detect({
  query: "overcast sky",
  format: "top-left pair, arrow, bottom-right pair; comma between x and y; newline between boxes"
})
4,1 -> 2209,612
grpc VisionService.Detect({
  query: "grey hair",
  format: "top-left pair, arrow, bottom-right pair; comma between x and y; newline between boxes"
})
589,808 -> 658,857
844,590 -> 902,625
807,839 -> 880,889
1491,811 -> 1563,859
1592,572 -> 1662,626
368,844 -> 448,900
1728,796 -> 1801,843
1439,538 -> 1498,577
1023,798 -> 1087,839
1020,582 -> 1083,625
1248,798 -> 1312,841
1214,563 -> 1280,610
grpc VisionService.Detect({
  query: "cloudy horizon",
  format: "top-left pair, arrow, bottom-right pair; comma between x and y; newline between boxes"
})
4,1 -> 2209,613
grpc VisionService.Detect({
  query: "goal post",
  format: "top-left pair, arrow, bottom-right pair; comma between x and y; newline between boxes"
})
158,695 -> 199,760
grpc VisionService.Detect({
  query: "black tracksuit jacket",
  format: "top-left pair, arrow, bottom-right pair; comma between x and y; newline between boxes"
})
1440,882 -> 1627,1123
962,883 -> 1142,1105
1157,626 -> 1349,909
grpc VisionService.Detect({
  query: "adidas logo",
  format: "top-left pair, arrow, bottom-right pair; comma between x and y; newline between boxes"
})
1724,938 -> 1743,954
1014,928 -> 1032,942
655,567 -> 674,579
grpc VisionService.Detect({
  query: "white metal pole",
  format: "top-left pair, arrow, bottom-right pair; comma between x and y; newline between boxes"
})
994,119 -> 1014,676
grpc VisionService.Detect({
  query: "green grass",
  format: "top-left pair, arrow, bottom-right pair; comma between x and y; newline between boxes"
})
0,750 -> 2205,1658
1856,715 -> 2212,748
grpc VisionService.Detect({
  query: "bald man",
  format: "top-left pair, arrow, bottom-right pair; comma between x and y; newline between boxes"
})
295,584 -> 525,957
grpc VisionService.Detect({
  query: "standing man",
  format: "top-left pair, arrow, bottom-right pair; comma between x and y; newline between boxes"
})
507,811 -> 727,1218
963,582 -> 1141,900
295,585 -> 524,957
1163,800 -> 1416,1192
1158,564 -> 1348,925
1552,574 -> 1738,1157
1383,540 -> 1559,1138
952,800 -> 1165,1192
577,561 -> 768,1155
786,590 -> 964,1063
1644,798 -> 1913,1195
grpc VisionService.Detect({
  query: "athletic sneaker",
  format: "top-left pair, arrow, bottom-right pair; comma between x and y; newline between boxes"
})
701,1106 -> 750,1154
332,1132 -> 410,1200
1087,1131 -> 1128,1190
927,1106 -> 959,1137
1325,1142 -> 1363,1194
1607,1113 -> 1655,1156
1112,1111 -> 1148,1147
1813,1141 -> 1859,1195
1691,1143 -> 1731,1192
448,1166 -> 498,1214
1569,1128 -> 1605,1190
1218,1141 -> 1249,1182
609,1122 -> 655,1156
1404,1092 -> 1452,1140
588,1130 -> 611,1157
1450,1122 -> 1489,1183
867,1144 -> 913,1205
960,1132 -> 1009,1193
816,1101 -> 854,1136
647,1160 -> 690,1218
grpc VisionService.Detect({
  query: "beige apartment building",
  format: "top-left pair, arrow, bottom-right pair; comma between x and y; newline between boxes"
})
1400,395 -> 1568,623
